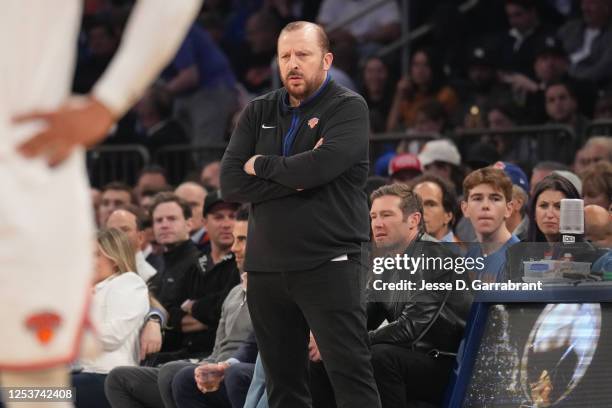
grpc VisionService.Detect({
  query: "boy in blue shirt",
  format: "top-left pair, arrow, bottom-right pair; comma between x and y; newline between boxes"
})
462,167 -> 520,282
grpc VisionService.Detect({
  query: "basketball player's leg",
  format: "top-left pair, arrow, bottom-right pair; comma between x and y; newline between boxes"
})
0,366 -> 73,408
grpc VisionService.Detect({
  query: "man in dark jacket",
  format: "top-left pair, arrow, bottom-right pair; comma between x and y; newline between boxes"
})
178,191 -> 241,356
220,21 -> 380,408
148,192 -> 239,361
498,0 -> 555,77
368,184 -> 472,407
147,192 -> 203,359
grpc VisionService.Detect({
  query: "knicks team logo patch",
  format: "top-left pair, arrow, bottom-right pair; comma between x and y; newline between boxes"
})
25,312 -> 62,345
308,117 -> 319,129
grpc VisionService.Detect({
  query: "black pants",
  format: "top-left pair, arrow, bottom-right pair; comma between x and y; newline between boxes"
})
248,259 -> 381,408
310,361 -> 336,408
104,361 -> 191,408
72,372 -> 110,408
371,344 -> 453,408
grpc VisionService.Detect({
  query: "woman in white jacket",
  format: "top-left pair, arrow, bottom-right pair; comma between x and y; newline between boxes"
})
72,228 -> 149,408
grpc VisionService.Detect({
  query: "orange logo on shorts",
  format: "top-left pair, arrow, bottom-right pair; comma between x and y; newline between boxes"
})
308,117 -> 319,129
25,312 -> 62,345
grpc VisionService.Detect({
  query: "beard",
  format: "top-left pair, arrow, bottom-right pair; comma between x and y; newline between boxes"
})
282,74 -> 315,100
281,62 -> 325,101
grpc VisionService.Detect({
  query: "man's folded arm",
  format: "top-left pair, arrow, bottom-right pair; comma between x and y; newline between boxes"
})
254,97 -> 369,190
220,103 -> 299,203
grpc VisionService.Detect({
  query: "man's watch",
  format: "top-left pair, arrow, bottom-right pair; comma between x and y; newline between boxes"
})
147,314 -> 162,325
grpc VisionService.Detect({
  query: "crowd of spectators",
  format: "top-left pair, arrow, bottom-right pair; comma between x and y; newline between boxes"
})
77,146 -> 610,408
76,0 -> 612,153
14,1 -> 609,407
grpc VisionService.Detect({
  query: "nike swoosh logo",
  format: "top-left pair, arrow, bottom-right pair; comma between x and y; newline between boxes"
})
262,124 -> 276,129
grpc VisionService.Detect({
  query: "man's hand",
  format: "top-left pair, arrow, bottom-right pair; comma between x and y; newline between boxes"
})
195,362 -> 229,393
396,76 -> 413,96
139,320 -> 162,361
181,299 -> 195,314
244,137 -> 322,191
181,314 -> 208,333
243,155 -> 262,176
13,96 -> 114,167
308,332 -> 322,362
498,72 -> 538,93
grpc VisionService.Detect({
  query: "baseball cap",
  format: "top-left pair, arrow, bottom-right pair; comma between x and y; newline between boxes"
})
466,142 -> 500,169
467,44 -> 497,68
493,161 -> 529,193
203,190 -> 239,217
553,170 -> 582,195
389,153 -> 422,176
535,36 -> 566,59
374,151 -> 396,176
418,139 -> 461,167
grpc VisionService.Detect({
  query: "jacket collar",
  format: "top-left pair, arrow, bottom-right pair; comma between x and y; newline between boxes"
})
163,239 -> 198,262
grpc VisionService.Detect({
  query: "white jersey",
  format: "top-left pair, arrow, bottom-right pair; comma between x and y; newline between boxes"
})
0,0 -> 200,369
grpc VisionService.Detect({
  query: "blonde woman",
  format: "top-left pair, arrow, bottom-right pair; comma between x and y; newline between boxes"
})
72,228 -> 149,408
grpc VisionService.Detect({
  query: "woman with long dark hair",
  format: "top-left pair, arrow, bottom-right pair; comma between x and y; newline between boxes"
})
360,56 -> 395,133
505,174 -> 604,281
386,47 -> 458,131
527,174 -> 580,243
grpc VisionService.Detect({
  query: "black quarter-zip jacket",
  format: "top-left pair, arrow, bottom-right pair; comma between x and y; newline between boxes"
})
221,78 -> 370,272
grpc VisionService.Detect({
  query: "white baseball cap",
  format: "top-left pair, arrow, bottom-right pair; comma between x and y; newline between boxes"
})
418,139 -> 461,167
553,170 -> 582,195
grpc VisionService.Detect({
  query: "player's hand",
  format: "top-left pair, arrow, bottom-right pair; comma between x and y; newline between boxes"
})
182,314 -> 208,333
139,320 -> 163,361
243,155 -> 262,176
314,138 -> 324,149
308,332 -> 322,362
13,96 -> 114,167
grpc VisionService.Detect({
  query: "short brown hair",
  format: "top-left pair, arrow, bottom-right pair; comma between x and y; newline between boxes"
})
149,192 -> 192,220
580,161 -> 612,201
370,183 -> 425,230
463,167 -> 513,202
280,21 -> 330,53
102,181 -> 135,203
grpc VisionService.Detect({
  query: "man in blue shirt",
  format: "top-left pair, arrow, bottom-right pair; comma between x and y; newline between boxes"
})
164,24 -> 238,145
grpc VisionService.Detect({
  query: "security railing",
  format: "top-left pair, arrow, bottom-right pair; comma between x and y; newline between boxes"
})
155,144 -> 227,186
455,125 -> 576,167
585,119 -> 612,138
86,143 -> 226,187
87,144 -> 150,188
86,124 -> 582,186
